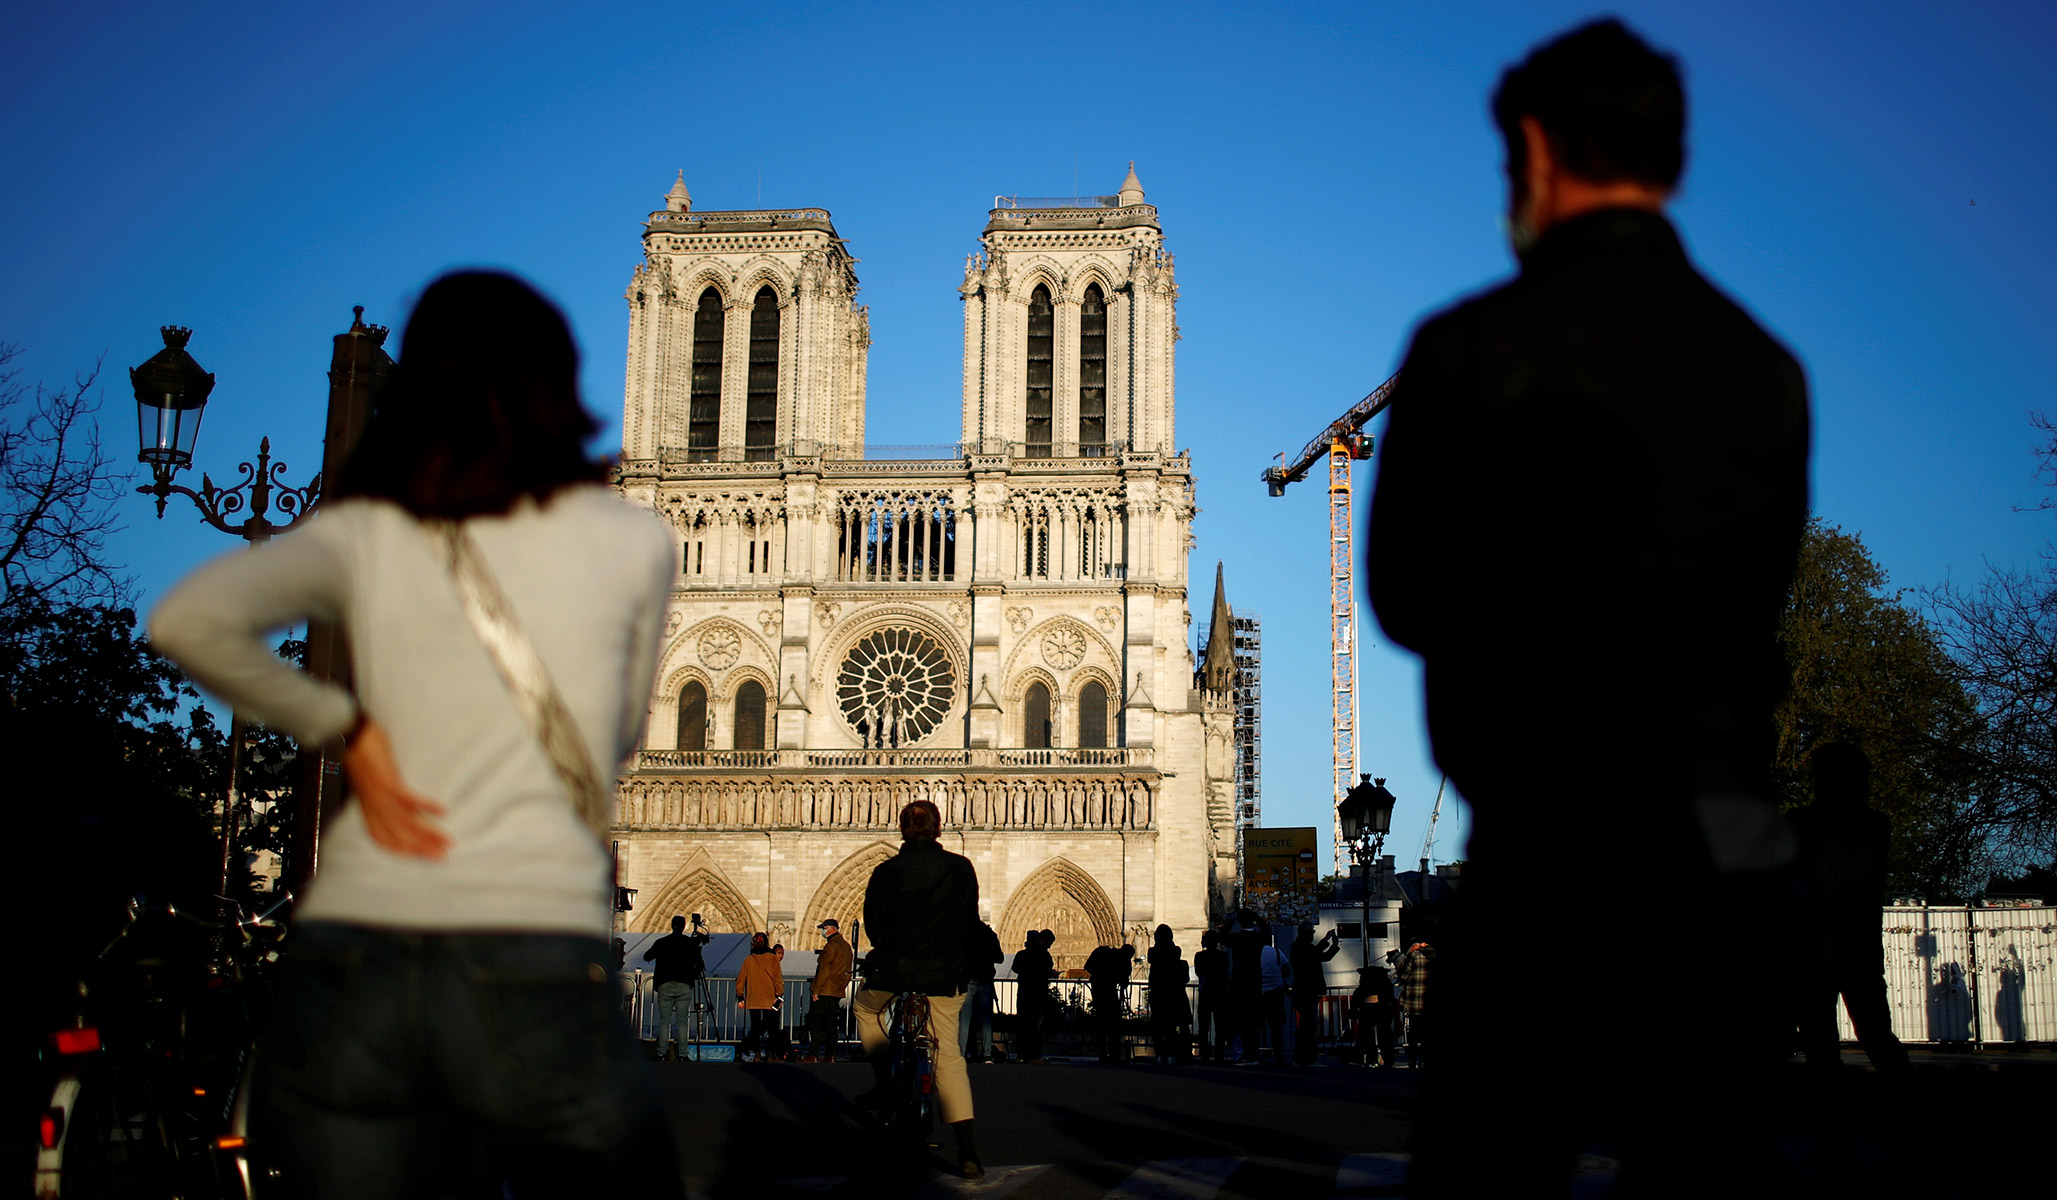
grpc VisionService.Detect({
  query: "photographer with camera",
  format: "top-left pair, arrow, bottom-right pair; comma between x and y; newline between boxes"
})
644,913 -> 711,1060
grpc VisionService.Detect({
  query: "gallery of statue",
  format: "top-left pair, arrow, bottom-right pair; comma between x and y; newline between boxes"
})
610,167 -> 1238,969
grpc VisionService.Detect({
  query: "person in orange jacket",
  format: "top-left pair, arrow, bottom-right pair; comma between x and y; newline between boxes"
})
736,932 -> 784,1063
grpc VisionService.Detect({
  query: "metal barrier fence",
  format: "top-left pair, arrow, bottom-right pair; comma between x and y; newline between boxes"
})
616,974 -> 1368,1058
619,907 -> 2056,1056
1847,906 -> 2057,1044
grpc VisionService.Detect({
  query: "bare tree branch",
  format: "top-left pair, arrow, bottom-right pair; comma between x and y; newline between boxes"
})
0,342 -> 132,616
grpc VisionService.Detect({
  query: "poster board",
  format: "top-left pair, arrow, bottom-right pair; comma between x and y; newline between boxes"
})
1242,826 -> 1320,926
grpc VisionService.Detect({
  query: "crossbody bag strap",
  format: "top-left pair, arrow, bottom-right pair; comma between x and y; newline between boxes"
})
425,519 -> 612,837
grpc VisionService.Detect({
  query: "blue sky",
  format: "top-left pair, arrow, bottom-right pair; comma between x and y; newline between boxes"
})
5,1 -> 2053,870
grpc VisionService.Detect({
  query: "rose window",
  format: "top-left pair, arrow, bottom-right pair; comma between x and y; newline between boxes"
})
837,627 -> 956,747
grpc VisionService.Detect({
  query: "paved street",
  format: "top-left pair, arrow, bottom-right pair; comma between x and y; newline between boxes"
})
654,1050 -> 2052,1198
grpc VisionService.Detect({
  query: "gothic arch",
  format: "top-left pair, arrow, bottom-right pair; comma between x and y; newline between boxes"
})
634,847 -> 759,935
800,841 -> 898,939
732,259 -> 794,307
1068,259 -> 1124,303
1010,260 -> 1064,304
997,857 -> 1122,975
675,266 -> 733,309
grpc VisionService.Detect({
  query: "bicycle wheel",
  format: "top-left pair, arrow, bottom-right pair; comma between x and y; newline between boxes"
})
36,1057 -> 189,1200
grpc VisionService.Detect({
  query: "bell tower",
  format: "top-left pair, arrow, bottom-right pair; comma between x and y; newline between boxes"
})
959,164 -> 1178,457
621,172 -> 870,463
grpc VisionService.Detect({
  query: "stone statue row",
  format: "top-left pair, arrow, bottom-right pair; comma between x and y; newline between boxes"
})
615,774 -> 1156,831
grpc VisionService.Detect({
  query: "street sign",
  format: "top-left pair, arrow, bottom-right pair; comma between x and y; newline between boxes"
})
1242,826 -> 1320,926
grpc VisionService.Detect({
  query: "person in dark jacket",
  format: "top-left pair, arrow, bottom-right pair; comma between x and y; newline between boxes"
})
1288,925 -> 1340,1065
1351,965 -> 1401,1068
643,914 -> 711,1060
1192,930 -> 1230,1062
853,801 -> 984,1179
1010,930 -> 1055,1063
959,919 -> 1005,1063
1146,925 -> 1193,1064
1223,910 -> 1267,1065
1365,19 -> 1811,1195
1792,742 -> 1909,1078
1084,943 -> 1135,1063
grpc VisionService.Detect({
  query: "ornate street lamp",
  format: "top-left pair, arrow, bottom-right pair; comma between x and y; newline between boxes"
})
1337,774 -> 1398,974
132,326 -> 320,542
131,324 -> 327,967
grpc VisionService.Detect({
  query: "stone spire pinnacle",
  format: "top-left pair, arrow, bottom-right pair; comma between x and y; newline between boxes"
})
1202,562 -> 1235,693
1117,161 -> 1145,206
665,170 -> 692,213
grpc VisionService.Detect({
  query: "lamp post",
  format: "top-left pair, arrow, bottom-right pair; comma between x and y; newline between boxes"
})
1337,773 -> 1397,974
131,325 -> 323,966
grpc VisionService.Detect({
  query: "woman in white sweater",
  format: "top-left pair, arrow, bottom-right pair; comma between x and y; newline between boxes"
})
151,272 -> 681,1198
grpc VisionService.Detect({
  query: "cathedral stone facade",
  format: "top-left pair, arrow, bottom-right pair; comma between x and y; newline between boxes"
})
610,167 -> 1236,970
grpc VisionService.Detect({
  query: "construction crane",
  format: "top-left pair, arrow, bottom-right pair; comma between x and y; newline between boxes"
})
1418,774 -> 1447,877
1260,373 -> 1399,872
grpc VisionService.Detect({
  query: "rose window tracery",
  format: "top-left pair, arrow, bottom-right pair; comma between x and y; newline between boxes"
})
837,627 -> 955,747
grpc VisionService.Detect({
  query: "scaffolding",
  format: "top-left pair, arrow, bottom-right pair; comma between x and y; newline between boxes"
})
1199,609 -> 1264,885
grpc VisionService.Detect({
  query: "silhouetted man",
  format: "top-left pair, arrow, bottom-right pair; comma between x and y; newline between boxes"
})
1792,742 -> 1909,1077
854,801 -> 984,1178
1084,942 -> 1135,1062
1010,930 -> 1055,1063
643,914 -> 710,1060
1192,930 -> 1230,1062
1289,924 -> 1340,1065
1223,910 -> 1267,1065
1366,19 -> 1810,1195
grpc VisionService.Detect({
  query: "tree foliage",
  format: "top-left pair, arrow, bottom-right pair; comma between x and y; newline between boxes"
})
0,343 -> 129,617
1922,412 -> 2057,879
1773,519 -> 1985,896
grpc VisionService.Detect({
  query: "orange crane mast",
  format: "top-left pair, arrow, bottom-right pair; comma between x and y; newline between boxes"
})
1260,373 -> 1399,872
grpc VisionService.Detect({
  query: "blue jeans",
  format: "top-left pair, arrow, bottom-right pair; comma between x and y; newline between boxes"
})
958,979 -> 994,1059
254,923 -> 680,1199
654,981 -> 694,1041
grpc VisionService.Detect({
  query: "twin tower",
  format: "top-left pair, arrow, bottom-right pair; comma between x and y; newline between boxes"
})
608,167 -> 1234,971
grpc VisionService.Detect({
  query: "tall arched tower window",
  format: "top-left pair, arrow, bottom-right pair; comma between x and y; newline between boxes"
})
1079,283 -> 1107,455
734,680 -> 767,751
688,288 -> 724,463
1025,285 -> 1054,457
1023,682 -> 1052,749
1078,681 -> 1109,748
745,286 -> 779,461
677,680 -> 708,751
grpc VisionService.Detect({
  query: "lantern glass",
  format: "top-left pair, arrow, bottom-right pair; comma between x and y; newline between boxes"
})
137,392 -> 205,468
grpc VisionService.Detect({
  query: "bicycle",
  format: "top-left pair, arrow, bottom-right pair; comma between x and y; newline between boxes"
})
877,992 -> 939,1146
35,892 -> 291,1200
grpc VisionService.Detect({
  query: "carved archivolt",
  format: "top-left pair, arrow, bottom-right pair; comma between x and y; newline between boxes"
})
800,841 -> 898,939
634,848 -> 758,935
997,857 -> 1122,975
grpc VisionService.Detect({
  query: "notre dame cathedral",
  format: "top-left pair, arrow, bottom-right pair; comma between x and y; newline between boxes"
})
609,166 -> 1238,968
